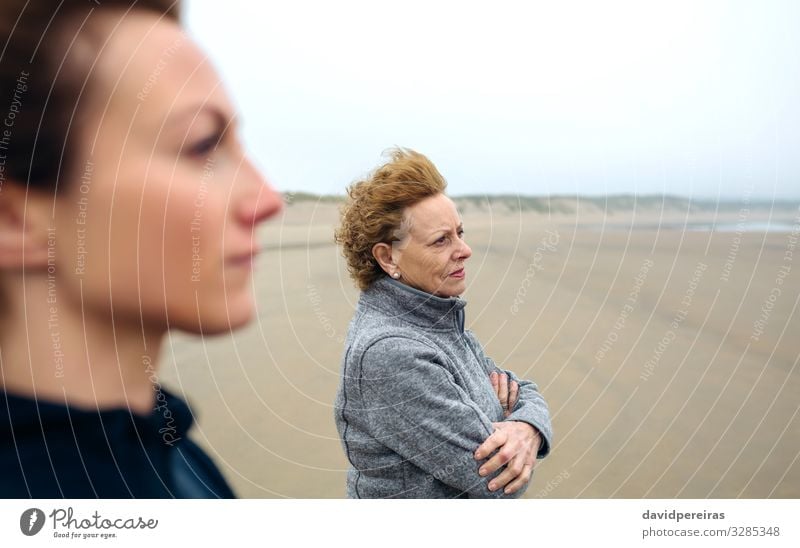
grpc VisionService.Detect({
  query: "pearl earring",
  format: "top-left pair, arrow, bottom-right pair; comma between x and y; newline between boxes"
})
392,272 -> 400,279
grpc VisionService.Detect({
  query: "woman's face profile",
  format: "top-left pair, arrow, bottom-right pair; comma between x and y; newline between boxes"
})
52,11 -> 282,334
394,193 -> 472,298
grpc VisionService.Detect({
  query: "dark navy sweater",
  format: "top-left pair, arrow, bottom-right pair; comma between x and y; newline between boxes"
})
0,389 -> 234,498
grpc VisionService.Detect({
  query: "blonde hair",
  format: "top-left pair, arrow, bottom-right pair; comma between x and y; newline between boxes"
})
334,148 -> 447,290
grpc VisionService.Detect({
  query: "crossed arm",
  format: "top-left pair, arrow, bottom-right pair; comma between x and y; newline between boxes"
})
358,336 -> 552,497
455,329 -> 553,493
479,370 -> 543,494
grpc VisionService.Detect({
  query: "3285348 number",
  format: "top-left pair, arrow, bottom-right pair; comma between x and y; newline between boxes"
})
730,526 -> 780,536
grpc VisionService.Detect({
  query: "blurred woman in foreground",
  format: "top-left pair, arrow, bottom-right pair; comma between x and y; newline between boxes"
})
0,1 -> 282,497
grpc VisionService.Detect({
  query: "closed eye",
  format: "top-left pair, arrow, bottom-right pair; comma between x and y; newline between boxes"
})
187,131 -> 224,158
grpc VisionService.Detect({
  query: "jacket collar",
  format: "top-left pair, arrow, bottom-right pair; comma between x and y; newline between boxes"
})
361,275 -> 466,333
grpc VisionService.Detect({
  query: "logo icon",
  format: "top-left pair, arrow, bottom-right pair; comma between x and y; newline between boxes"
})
20,508 -> 45,536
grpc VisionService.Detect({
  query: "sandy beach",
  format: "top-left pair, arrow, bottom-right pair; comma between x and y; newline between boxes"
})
159,197 -> 800,498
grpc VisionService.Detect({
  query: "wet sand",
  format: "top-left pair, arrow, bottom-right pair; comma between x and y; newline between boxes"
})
160,200 -> 800,498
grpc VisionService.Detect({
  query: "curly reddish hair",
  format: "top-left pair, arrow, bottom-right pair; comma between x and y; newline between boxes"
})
334,148 -> 447,290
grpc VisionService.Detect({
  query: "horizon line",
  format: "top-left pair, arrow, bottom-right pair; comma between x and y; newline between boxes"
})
281,191 -> 800,204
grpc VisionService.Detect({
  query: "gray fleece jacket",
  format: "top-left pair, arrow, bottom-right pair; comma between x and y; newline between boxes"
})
334,275 -> 553,498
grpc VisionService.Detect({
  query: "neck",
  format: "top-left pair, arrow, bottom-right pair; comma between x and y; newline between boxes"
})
367,275 -> 467,333
0,274 -> 165,414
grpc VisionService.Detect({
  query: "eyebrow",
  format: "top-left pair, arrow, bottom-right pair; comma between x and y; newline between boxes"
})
429,222 -> 464,238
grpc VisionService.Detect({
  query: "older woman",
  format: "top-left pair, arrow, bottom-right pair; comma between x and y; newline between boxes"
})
334,149 -> 552,498
0,1 -> 282,497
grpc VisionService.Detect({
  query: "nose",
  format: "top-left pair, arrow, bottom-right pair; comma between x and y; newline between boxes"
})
456,237 -> 472,261
236,159 -> 283,227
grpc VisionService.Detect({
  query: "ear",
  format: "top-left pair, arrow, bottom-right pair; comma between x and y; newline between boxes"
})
371,242 -> 397,276
0,182 -> 54,269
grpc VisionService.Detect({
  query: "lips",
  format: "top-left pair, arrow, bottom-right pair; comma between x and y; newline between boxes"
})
227,249 -> 259,267
449,268 -> 465,279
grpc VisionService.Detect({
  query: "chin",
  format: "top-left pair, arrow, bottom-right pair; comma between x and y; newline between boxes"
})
449,282 -> 467,297
434,282 -> 465,298
172,294 -> 256,335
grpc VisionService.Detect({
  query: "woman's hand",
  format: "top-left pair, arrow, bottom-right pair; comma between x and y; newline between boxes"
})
474,421 -> 541,495
490,371 -> 519,418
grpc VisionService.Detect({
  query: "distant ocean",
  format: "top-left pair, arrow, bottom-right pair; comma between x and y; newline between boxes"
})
579,221 -> 799,233
686,221 -> 797,233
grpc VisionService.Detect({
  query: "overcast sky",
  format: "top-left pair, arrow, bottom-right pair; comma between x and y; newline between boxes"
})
185,0 -> 800,199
